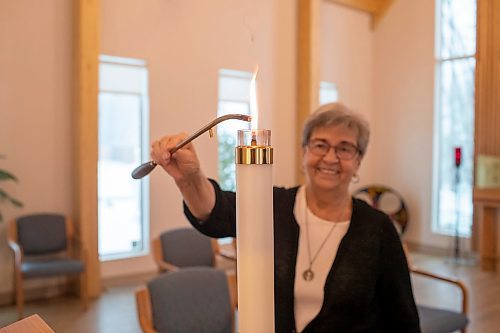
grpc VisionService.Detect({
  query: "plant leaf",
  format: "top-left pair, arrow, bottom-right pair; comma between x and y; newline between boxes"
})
9,198 -> 23,207
0,189 -> 22,206
0,170 -> 18,182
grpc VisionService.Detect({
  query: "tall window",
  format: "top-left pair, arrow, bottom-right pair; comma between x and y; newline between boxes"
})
319,81 -> 339,105
433,0 -> 476,236
98,55 -> 150,259
217,69 -> 254,191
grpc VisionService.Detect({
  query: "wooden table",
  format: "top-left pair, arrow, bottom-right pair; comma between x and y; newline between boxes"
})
474,188 -> 500,271
0,314 -> 55,333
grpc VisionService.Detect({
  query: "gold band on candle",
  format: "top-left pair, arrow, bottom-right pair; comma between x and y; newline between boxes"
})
235,146 -> 273,165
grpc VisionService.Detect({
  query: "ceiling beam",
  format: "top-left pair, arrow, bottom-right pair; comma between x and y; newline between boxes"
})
74,0 -> 101,298
325,0 -> 394,29
326,0 -> 382,14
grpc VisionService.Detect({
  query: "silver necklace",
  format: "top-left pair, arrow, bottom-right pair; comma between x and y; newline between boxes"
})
302,199 -> 348,282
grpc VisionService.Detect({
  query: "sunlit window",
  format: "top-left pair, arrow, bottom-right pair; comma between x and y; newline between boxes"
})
319,81 -> 339,105
433,0 -> 476,236
98,55 -> 150,260
217,69 -> 254,191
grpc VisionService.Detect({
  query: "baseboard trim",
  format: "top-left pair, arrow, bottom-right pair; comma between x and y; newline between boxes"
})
0,285 -> 65,307
0,271 -> 158,307
406,241 -> 477,259
102,271 -> 157,289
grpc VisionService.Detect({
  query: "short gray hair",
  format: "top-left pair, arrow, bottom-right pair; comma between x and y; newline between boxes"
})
301,103 -> 370,157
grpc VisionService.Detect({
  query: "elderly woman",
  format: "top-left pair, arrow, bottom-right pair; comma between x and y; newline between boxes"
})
151,103 -> 421,333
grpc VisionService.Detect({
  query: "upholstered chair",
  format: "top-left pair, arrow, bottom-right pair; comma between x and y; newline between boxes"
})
8,213 -> 88,319
135,267 -> 237,333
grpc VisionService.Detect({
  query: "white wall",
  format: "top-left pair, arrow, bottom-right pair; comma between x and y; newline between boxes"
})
320,2 -> 374,187
371,0 -> 451,249
0,0 -> 74,295
99,0 -> 297,278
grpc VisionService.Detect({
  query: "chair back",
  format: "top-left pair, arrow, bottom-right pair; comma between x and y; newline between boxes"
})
16,214 -> 67,255
147,267 -> 233,333
159,228 -> 215,268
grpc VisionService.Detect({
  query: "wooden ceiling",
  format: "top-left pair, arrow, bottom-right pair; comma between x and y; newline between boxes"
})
326,0 -> 394,28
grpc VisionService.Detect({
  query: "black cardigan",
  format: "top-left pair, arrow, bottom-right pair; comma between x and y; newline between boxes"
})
184,180 -> 421,333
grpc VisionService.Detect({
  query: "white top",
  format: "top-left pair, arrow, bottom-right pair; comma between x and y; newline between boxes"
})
293,186 -> 351,332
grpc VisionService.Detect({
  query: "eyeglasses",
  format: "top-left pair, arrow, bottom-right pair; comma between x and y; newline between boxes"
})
306,139 -> 360,160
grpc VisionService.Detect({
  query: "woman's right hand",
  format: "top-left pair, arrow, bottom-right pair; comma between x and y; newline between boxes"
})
150,133 -> 201,184
151,132 -> 215,220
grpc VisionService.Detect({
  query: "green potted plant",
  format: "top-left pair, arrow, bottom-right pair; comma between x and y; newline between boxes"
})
0,155 -> 23,222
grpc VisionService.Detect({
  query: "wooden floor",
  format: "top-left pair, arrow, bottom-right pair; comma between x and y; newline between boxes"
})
0,283 -> 142,333
0,253 -> 499,332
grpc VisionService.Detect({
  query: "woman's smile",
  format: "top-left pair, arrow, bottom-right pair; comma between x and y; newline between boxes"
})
315,166 -> 340,176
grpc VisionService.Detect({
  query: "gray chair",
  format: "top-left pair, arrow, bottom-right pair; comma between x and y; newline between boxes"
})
152,227 -> 231,272
354,185 -> 469,333
135,267 -> 237,333
7,213 -> 88,319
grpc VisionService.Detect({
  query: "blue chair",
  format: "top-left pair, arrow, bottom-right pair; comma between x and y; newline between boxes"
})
135,267 -> 236,333
354,185 -> 469,333
8,213 -> 88,319
152,227 -> 233,272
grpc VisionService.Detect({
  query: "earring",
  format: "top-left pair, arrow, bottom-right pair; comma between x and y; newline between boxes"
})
351,174 -> 360,184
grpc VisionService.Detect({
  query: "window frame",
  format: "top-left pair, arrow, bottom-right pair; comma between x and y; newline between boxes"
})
97,55 -> 150,261
432,0 -> 477,237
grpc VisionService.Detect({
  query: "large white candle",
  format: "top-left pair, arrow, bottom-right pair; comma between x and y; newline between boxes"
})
235,129 -> 274,333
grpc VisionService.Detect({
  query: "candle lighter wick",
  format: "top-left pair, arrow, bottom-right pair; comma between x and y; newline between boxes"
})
251,134 -> 257,146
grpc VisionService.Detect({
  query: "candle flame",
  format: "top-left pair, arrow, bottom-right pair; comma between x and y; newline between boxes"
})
250,65 -> 259,129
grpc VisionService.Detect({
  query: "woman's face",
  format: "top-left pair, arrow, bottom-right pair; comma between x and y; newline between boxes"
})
302,124 -> 362,194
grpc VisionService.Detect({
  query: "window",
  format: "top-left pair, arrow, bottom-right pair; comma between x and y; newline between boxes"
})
217,69 -> 255,191
319,81 -> 339,105
433,0 -> 476,236
98,55 -> 150,260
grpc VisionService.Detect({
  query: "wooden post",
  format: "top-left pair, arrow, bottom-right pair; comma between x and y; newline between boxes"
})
73,0 -> 101,296
473,0 -> 500,271
297,0 -> 320,183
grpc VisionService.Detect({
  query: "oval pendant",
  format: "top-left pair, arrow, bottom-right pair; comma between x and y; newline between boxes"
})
303,269 -> 314,281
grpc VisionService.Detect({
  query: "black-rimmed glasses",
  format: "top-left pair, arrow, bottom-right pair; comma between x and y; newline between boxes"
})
306,139 -> 359,160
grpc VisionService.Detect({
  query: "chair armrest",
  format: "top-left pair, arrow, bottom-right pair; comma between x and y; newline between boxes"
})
7,220 -> 23,267
411,266 -> 468,315
215,239 -> 237,261
135,288 -> 158,333
156,260 -> 178,272
226,272 -> 238,310
7,239 -> 23,268
217,248 -> 237,261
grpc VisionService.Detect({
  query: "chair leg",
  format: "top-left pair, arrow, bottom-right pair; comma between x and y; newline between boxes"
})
65,275 -> 74,297
81,272 -> 89,310
15,275 -> 24,320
